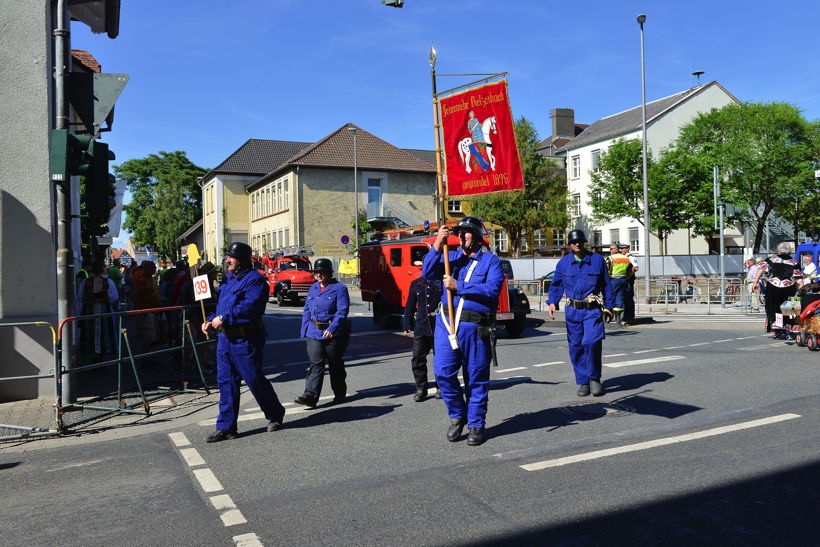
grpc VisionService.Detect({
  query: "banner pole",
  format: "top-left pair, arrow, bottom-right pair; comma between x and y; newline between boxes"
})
430,46 -> 456,336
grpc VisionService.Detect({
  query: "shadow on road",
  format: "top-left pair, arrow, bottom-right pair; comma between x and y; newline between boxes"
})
247,403 -> 401,432
476,460 -> 820,546
604,372 -> 674,393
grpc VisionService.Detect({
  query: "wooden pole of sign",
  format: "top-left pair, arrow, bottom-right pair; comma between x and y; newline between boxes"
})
430,48 -> 456,336
192,264 -> 209,341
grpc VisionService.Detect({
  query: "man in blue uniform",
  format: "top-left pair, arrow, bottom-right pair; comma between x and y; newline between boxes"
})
422,217 -> 504,446
202,242 -> 285,442
295,258 -> 351,407
402,274 -> 443,401
547,230 -> 613,397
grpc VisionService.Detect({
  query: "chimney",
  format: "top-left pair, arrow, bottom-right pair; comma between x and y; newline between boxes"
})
551,108 -> 575,138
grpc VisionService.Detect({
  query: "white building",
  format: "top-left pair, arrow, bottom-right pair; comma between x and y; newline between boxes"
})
560,81 -> 740,256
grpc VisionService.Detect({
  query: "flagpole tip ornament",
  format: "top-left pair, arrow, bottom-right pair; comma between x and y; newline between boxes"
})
429,44 -> 437,69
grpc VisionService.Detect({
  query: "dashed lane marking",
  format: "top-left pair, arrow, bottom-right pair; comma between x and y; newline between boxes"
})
740,343 -> 786,351
234,533 -> 264,546
632,348 -> 659,354
179,447 -> 205,467
688,342 -> 709,347
713,339 -> 733,343
662,346 -> 684,350
494,366 -> 527,374
210,494 -> 237,511
604,353 -> 626,358
220,509 -> 248,527
168,432 -> 191,447
604,355 -> 686,368
193,468 -> 224,493
532,361 -> 565,367
520,413 -> 801,471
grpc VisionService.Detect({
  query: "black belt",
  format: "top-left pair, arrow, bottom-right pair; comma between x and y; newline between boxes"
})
441,306 -> 495,326
311,319 -> 331,329
220,319 -> 264,339
567,298 -> 600,310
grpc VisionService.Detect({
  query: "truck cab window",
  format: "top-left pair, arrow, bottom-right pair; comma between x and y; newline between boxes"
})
390,248 -> 402,267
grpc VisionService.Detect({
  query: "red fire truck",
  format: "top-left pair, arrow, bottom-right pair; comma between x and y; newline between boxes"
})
359,231 -> 531,336
260,246 -> 315,306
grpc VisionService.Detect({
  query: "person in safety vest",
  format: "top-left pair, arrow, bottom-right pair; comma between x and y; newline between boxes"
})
605,242 -> 632,326
294,258 -> 351,408
202,242 -> 285,442
422,216 -> 504,446
547,230 -> 614,397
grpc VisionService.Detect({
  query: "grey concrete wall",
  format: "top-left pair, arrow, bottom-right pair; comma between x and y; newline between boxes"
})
0,1 -> 57,400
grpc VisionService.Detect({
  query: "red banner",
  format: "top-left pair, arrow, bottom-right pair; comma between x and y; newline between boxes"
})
439,80 -> 524,196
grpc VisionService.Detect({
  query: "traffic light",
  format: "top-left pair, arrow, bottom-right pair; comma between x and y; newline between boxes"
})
50,129 -> 116,220
85,140 -> 116,220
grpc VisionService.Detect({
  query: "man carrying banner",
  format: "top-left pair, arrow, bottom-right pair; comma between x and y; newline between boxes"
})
422,217 -> 504,446
547,230 -> 614,397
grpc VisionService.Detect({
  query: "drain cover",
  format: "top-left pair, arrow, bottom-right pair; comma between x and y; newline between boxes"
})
557,401 -> 635,417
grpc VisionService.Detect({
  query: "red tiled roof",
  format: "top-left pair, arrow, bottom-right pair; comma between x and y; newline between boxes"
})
71,49 -> 101,73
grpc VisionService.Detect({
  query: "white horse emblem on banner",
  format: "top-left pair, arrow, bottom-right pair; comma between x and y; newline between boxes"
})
458,116 -> 497,174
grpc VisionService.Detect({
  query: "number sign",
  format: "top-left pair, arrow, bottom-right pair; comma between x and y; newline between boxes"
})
193,274 -> 211,301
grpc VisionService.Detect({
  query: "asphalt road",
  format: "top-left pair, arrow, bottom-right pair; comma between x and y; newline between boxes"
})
2,300 -> 818,546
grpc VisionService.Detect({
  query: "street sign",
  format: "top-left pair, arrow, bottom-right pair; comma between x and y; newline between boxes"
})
193,274 -> 211,301
187,243 -> 201,264
341,235 -> 350,245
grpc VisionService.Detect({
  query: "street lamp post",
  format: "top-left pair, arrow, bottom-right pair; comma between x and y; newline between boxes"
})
348,126 -> 359,262
637,13 -> 651,305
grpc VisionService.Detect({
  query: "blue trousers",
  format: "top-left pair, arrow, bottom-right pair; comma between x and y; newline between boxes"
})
433,318 -> 491,428
609,278 -> 627,310
216,332 -> 284,431
565,306 -> 605,385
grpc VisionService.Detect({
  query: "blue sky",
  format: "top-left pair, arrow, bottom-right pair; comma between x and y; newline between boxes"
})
72,0 -> 820,247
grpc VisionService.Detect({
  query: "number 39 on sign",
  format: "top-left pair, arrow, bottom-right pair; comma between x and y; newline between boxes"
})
193,274 -> 212,301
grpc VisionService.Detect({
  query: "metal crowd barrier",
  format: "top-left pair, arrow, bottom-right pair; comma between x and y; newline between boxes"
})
0,321 -> 60,441
55,305 -> 214,432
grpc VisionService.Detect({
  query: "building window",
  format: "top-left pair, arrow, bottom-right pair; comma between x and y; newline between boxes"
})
252,193 -> 257,220
518,232 -> 528,252
591,149 -> 601,173
284,227 -> 290,247
609,229 -> 620,245
571,155 -> 580,179
534,229 -> 547,247
264,187 -> 270,216
277,181 -> 284,211
448,200 -> 462,212
553,229 -> 565,246
283,179 -> 289,210
571,194 -> 581,217
592,230 -> 602,245
629,228 -> 640,253
368,178 -> 382,217
493,229 -> 508,252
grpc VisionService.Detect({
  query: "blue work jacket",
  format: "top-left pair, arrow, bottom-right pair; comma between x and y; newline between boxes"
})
422,246 -> 504,313
208,269 -> 268,327
548,252 -> 614,309
301,279 -> 350,339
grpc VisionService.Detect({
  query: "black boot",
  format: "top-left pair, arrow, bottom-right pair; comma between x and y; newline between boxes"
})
577,384 -> 591,397
447,418 -> 466,442
467,427 -> 487,446
413,387 -> 428,402
294,395 -> 318,408
206,428 -> 238,443
590,379 -> 606,397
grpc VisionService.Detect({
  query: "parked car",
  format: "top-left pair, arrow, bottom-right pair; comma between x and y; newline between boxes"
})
539,271 -> 555,292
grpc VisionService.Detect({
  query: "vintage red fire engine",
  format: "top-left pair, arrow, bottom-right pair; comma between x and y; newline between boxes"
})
259,245 -> 315,306
359,226 -> 531,336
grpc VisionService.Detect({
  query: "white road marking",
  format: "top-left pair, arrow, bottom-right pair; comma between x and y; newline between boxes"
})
193,468 -> 224,493
520,413 -> 801,471
220,509 -> 248,527
688,342 -> 709,347
740,343 -> 786,351
199,406 -> 312,427
663,346 -> 684,350
179,448 -> 205,467
494,367 -> 527,374
168,432 -> 191,447
210,494 -> 237,511
604,355 -> 686,368
234,533 -> 264,546
632,348 -> 659,354
713,339 -> 733,343
604,353 -> 626,358
47,459 -> 105,472
533,361 -> 565,367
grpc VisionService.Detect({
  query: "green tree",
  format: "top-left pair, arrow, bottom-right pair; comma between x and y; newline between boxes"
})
115,151 -> 207,260
674,102 -> 819,253
352,209 -> 373,249
468,116 -> 569,257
